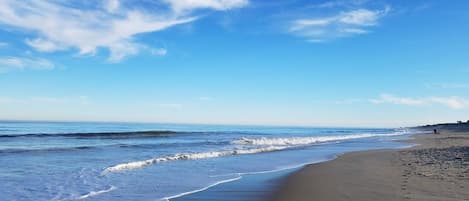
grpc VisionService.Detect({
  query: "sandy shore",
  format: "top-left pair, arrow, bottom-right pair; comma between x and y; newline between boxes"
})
266,128 -> 469,201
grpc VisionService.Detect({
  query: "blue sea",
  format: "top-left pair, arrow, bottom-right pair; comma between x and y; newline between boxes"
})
0,121 -> 416,201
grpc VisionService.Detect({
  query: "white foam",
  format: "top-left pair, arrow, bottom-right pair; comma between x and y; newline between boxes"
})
104,146 -> 288,173
78,186 -> 116,200
232,131 -> 407,146
161,176 -> 242,201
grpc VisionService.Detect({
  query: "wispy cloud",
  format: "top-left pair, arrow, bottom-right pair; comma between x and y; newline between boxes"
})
0,42 -> 7,47
370,94 -> 469,109
309,0 -> 370,9
0,57 -> 54,73
148,47 -> 168,56
425,83 -> 469,89
289,5 -> 390,42
0,0 -> 248,62
163,0 -> 248,14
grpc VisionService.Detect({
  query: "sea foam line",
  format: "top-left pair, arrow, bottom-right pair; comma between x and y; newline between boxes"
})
77,186 -> 117,200
209,161 -> 315,178
161,176 -> 242,201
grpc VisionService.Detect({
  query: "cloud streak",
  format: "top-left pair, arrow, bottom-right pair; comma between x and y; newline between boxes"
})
164,0 -> 248,14
425,83 -> 469,89
0,57 -> 54,73
289,5 -> 390,42
370,94 -> 469,109
0,0 -> 248,62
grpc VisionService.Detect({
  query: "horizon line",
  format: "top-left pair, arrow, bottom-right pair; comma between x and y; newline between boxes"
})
0,118 -> 424,129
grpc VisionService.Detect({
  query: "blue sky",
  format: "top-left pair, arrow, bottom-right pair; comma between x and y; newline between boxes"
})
0,0 -> 468,127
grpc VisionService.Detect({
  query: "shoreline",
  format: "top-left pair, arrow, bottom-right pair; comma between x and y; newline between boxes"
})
170,160 -> 325,201
170,131 -> 412,201
266,129 -> 469,201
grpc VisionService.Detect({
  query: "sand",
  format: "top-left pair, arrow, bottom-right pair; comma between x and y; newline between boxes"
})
266,128 -> 469,201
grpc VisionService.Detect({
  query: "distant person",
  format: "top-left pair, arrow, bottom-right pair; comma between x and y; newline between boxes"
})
433,129 -> 438,134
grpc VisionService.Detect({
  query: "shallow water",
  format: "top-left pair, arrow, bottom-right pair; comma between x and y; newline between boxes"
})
0,121 -> 415,201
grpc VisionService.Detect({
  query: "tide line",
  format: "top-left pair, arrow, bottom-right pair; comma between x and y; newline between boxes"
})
161,176 -> 242,201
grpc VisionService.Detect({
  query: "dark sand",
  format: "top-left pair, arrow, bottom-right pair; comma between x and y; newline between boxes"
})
267,128 -> 469,201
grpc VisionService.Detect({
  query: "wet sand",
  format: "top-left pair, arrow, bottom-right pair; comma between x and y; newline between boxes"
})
267,128 -> 469,201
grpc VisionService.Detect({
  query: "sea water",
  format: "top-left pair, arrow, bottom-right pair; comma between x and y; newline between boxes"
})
0,121 -> 416,201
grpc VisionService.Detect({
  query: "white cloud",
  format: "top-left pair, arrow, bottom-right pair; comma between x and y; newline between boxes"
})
106,45 -> 167,62
290,19 -> 332,31
163,0 -> 248,13
0,0 -> 248,62
341,28 -> 368,34
105,0 -> 120,13
289,6 -> 390,41
25,38 -> 65,52
0,42 -> 7,47
0,57 -> 54,73
339,9 -> 382,25
370,94 -> 424,105
441,83 -> 469,89
310,0 -> 369,9
426,83 -> 469,89
370,94 -> 469,109
429,97 -> 466,109
149,47 -> 168,56
307,39 -> 325,43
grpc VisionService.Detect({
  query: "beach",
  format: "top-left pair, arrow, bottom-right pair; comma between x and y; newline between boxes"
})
267,126 -> 469,201
0,122 -> 411,201
2,1 -> 468,201
1,121 -> 467,201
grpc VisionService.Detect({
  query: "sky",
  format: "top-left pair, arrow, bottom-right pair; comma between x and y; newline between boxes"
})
0,0 -> 468,127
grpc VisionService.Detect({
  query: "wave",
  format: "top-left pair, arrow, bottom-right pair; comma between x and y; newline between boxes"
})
0,140 -> 232,155
104,131 -> 408,173
0,146 -> 95,154
6,141 -> 230,154
0,130 -> 178,139
104,146 -> 288,173
232,131 -> 407,146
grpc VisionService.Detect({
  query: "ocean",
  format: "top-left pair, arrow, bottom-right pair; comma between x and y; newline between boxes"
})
0,121 -> 416,201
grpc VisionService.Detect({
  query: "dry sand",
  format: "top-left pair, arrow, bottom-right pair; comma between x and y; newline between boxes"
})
267,128 -> 469,201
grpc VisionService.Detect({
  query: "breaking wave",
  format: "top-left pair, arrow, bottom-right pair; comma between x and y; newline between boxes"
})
232,131 -> 407,146
104,146 -> 288,173
104,131 -> 408,173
